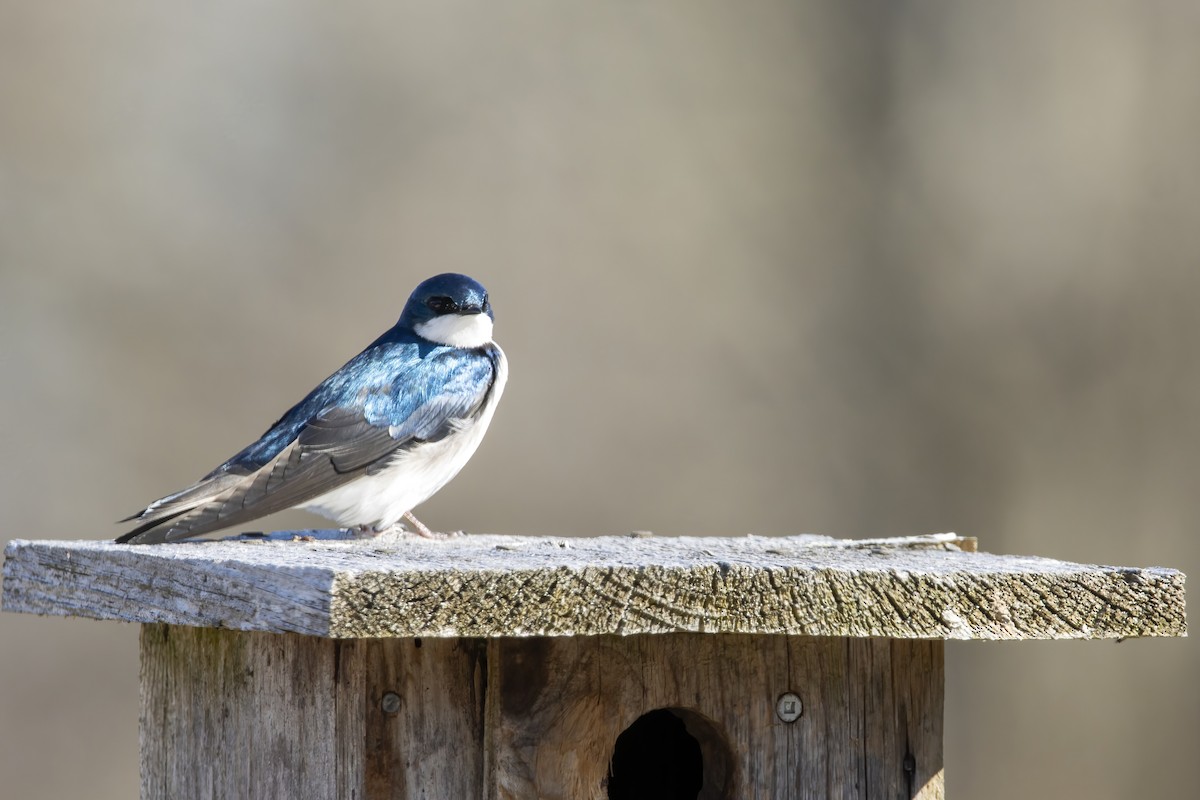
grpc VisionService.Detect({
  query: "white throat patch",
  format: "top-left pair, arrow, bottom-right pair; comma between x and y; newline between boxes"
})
413,313 -> 494,348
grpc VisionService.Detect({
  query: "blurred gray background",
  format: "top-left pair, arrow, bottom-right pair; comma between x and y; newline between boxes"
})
2,1 -> 1196,797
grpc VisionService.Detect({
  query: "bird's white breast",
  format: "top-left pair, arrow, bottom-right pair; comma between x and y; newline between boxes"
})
299,345 -> 508,529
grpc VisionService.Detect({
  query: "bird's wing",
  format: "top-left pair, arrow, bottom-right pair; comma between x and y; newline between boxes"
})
118,346 -> 499,544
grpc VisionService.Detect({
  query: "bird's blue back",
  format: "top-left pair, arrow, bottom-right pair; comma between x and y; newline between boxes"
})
208,325 -> 498,478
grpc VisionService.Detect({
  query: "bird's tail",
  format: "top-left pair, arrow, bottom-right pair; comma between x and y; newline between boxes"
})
116,473 -> 245,544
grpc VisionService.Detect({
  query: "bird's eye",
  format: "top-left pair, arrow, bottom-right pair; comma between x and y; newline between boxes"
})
482,296 -> 490,311
426,296 -> 459,314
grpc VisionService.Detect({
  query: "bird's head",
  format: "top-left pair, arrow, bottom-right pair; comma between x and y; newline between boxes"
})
399,273 -> 495,348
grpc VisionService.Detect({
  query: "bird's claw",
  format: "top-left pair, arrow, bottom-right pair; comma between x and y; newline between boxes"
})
346,514 -> 462,541
401,511 -> 461,539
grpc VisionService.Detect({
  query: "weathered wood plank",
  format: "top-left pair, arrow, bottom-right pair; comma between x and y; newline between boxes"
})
139,624 -> 340,800
488,634 -> 942,799
3,533 -> 1185,640
337,636 -> 487,799
139,626 -> 942,800
141,626 -> 489,800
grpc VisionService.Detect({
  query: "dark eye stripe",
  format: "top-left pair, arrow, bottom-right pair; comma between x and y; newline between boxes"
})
425,296 -> 459,313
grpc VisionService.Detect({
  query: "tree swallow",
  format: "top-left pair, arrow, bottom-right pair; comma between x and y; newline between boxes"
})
117,273 -> 507,544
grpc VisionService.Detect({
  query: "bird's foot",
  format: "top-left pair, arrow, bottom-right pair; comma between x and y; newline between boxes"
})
346,523 -> 413,542
346,514 -> 462,541
402,511 -> 463,540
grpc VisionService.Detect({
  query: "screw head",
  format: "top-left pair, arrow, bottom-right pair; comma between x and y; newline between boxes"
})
381,691 -> 401,715
776,692 -> 803,723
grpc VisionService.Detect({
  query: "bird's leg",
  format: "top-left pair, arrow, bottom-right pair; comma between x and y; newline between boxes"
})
402,511 -> 462,540
401,511 -> 435,537
345,515 -> 461,540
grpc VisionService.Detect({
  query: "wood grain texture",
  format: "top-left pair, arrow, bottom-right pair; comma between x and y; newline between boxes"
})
138,626 -> 942,800
489,635 -> 942,800
139,624 -> 340,800
140,626 -> 488,800
4,533 -> 1185,640
338,636 -> 487,799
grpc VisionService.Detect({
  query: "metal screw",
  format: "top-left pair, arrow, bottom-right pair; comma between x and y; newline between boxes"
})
381,692 -> 401,715
776,692 -> 803,723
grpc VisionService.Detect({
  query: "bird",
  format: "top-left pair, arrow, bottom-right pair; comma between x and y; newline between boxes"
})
117,272 -> 507,544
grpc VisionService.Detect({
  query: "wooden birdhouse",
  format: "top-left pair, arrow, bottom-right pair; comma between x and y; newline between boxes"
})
1,531 -> 1186,799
